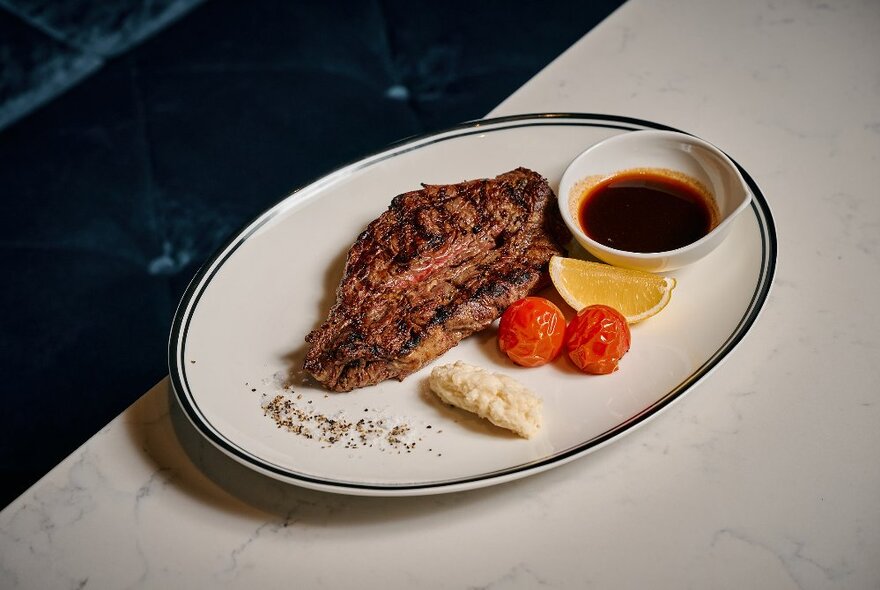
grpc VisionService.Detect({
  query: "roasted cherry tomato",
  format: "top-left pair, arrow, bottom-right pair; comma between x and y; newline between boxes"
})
498,297 -> 566,367
564,304 -> 631,374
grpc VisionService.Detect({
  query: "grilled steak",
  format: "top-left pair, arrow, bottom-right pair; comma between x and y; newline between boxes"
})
303,167 -> 570,392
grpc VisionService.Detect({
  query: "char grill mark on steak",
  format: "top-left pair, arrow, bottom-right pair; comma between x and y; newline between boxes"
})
303,167 -> 570,392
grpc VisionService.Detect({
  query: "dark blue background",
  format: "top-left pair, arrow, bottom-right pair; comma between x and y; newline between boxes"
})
0,0 -> 623,507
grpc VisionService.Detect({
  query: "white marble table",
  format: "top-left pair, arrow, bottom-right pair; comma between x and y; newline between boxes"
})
3,0 -> 879,587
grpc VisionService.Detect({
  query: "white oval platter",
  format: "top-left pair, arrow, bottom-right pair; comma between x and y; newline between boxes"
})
169,114 -> 776,496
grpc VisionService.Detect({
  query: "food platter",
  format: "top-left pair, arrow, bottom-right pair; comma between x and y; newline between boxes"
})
169,114 -> 776,496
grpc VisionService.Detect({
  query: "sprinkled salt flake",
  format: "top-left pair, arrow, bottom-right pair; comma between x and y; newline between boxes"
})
261,392 -> 434,453
271,370 -> 291,388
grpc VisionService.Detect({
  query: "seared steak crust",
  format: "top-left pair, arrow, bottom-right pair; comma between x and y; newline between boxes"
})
303,167 -> 570,392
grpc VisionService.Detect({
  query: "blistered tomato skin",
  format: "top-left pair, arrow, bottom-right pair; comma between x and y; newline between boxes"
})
565,305 -> 631,374
498,297 -> 566,367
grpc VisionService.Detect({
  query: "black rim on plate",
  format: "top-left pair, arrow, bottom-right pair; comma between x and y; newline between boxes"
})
168,113 -> 778,492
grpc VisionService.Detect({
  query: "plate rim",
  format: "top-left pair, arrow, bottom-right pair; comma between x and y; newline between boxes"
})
168,113 -> 778,495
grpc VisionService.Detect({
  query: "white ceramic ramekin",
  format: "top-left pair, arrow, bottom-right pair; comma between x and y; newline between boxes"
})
558,130 -> 753,272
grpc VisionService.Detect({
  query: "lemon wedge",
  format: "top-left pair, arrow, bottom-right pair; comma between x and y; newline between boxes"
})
549,256 -> 676,323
